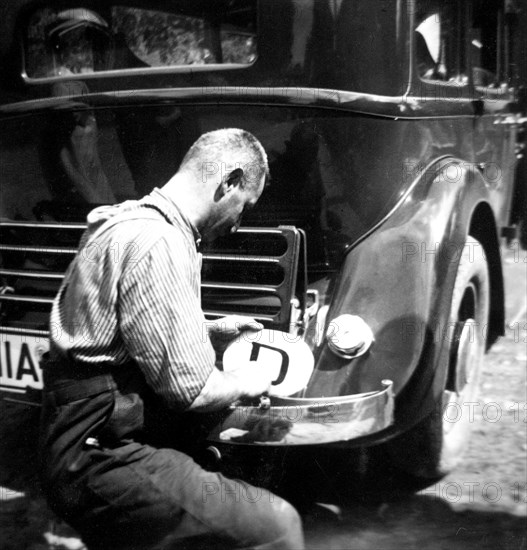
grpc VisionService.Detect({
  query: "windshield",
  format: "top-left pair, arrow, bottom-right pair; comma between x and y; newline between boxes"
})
25,1 -> 257,78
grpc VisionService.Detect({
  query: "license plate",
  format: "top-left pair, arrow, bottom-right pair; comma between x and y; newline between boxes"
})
0,332 -> 48,393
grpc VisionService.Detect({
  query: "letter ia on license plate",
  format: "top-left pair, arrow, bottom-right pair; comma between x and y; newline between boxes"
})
0,332 -> 47,392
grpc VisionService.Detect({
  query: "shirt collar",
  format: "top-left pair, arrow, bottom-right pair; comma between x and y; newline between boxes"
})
142,188 -> 202,249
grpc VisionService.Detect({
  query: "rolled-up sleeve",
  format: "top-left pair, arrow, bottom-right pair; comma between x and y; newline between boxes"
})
119,236 -> 215,409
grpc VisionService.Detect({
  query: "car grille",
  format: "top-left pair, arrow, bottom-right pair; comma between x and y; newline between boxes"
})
0,221 -> 303,337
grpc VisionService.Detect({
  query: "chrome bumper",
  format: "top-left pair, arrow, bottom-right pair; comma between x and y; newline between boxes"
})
208,380 -> 394,446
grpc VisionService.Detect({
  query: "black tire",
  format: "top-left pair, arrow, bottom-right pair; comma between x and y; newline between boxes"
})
385,236 -> 490,486
520,218 -> 527,251
512,153 -> 527,250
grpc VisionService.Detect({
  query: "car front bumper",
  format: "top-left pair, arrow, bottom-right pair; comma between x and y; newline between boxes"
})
208,379 -> 394,446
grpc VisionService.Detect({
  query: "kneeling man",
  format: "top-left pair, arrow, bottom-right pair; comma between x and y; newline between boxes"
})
39,128 -> 304,550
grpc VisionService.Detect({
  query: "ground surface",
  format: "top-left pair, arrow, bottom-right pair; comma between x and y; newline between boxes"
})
1,245 -> 525,550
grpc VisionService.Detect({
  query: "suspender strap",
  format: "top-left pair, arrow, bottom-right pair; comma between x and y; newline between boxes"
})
140,203 -> 172,225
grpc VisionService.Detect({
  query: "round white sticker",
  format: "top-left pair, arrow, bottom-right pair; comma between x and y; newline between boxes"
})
222,329 -> 315,396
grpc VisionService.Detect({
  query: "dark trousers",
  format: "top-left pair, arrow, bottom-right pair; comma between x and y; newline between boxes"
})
38,355 -> 304,549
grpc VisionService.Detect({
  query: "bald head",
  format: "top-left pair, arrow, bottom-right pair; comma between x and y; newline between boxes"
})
179,128 -> 269,192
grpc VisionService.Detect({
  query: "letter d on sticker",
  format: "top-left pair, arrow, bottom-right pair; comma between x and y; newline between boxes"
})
250,343 -> 289,385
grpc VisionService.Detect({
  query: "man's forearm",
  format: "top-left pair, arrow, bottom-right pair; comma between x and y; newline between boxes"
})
187,366 -> 269,412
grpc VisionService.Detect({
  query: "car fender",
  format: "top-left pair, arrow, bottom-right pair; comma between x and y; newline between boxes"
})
305,156 -> 496,434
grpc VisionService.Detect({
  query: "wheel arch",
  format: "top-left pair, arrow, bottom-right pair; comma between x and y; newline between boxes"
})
467,202 -> 505,349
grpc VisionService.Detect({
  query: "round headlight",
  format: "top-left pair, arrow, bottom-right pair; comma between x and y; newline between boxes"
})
326,314 -> 374,359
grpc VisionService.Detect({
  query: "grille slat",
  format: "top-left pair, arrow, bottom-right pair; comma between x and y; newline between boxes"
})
0,295 -> 55,304
202,254 -> 280,264
200,226 -> 301,329
0,325 -> 49,337
201,282 -> 280,294
202,311 -> 276,323
0,268 -> 64,280
0,244 -> 77,255
0,222 -> 86,230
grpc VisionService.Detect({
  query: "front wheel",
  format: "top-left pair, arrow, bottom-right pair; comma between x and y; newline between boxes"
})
385,236 -> 490,484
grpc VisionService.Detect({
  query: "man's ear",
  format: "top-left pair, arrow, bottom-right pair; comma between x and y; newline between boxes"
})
220,168 -> 244,195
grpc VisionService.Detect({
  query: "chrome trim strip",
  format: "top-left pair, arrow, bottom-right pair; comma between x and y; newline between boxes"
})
23,63 -> 251,85
0,87 -> 479,119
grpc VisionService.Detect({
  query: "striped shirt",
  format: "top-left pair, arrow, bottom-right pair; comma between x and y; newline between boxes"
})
50,188 -> 216,409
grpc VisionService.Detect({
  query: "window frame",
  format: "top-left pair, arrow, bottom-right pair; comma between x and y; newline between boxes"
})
469,0 -> 517,101
20,2 -> 259,84
412,0 -> 471,97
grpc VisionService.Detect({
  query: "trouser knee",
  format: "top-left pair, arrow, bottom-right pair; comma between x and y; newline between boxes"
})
256,497 -> 304,549
275,498 -> 302,533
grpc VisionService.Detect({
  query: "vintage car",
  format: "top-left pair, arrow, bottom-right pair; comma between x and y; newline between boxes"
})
0,0 -> 525,494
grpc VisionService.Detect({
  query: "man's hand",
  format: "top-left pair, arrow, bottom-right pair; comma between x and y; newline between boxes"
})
226,361 -> 272,398
187,317 -> 269,412
208,315 -> 263,354
187,362 -> 272,412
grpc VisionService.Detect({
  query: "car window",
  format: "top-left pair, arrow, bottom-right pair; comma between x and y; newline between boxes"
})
470,0 -> 511,89
414,0 -> 468,84
24,2 -> 257,79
